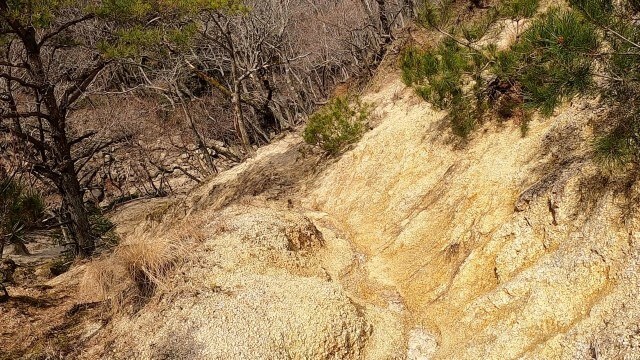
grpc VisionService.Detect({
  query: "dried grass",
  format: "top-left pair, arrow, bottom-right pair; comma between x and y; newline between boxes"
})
81,215 -> 206,313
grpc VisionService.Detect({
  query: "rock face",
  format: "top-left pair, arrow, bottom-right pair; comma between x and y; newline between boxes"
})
307,74 -> 640,359
91,204 -> 372,360
120,274 -> 371,360
214,205 -> 325,251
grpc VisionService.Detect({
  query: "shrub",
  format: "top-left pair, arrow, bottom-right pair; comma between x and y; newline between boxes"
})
571,0 -> 640,167
401,39 -> 472,109
403,5 -> 599,138
490,9 -> 598,116
462,8 -> 500,43
418,0 -> 456,29
401,37 -> 490,137
400,46 -> 436,86
82,234 -> 181,311
81,216 -> 200,313
511,9 -> 598,115
499,0 -> 540,20
592,91 -> 640,167
303,97 -> 370,154
593,128 -> 635,167
409,0 -> 640,168
0,174 -> 45,256
86,203 -> 119,248
449,96 -> 479,137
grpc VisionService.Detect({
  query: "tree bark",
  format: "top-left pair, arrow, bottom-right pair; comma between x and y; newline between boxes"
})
180,99 -> 217,174
376,0 -> 392,45
13,18 -> 96,258
360,0 -> 379,32
59,170 -> 94,257
404,0 -> 416,19
232,85 -> 253,155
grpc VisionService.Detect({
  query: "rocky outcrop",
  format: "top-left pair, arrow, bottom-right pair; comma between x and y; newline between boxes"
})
307,74 -> 640,359
86,203 -> 373,360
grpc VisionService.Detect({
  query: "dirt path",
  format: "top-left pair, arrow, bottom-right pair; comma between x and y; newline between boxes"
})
0,258 -> 107,360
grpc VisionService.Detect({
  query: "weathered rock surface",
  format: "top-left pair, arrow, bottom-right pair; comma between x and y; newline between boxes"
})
86,203 -> 375,360
307,74 -> 640,359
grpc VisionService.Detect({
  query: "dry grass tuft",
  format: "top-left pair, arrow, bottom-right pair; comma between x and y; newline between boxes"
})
82,215 -> 206,313
116,236 -> 183,298
81,258 -> 129,312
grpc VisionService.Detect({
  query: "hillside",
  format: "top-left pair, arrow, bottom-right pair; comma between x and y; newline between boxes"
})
308,73 -> 639,359
4,54 -> 639,359
3,1 -> 640,358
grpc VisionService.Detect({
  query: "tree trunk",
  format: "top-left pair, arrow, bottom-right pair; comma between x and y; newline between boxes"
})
375,0 -> 392,45
181,99 -> 217,175
59,171 -> 94,257
48,115 -> 95,257
360,0 -> 379,32
0,284 -> 8,303
3,5 -> 96,259
405,0 -> 416,19
227,34 -> 253,156
232,86 -> 253,155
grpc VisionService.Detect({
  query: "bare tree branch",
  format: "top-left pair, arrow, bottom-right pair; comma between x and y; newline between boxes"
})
38,14 -> 95,46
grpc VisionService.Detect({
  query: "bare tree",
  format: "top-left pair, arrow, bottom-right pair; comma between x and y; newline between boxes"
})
0,0 -> 236,257
183,0 -> 407,151
187,0 -> 306,153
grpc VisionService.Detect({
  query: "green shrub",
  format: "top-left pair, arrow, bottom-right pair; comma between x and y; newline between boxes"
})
418,0 -> 456,28
404,5 -> 600,138
86,202 -> 119,248
401,38 -> 474,109
499,0 -> 540,20
593,129 -> 635,166
401,37 -> 491,137
629,0 -> 640,12
0,175 -> 45,255
408,0 -> 640,168
462,8 -> 500,43
512,9 -> 598,116
489,9 -> 598,116
570,0 -> 614,22
491,49 -> 519,80
570,0 -> 640,167
401,46 -> 433,86
591,90 -> 640,167
492,8 -> 598,118
449,96 -> 479,137
303,97 -> 370,155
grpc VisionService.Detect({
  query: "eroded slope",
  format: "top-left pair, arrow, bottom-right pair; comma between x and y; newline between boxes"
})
54,60 -> 640,360
306,73 -> 640,359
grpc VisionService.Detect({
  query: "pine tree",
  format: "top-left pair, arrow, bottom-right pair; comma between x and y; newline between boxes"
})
570,0 -> 640,166
0,0 -> 237,257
